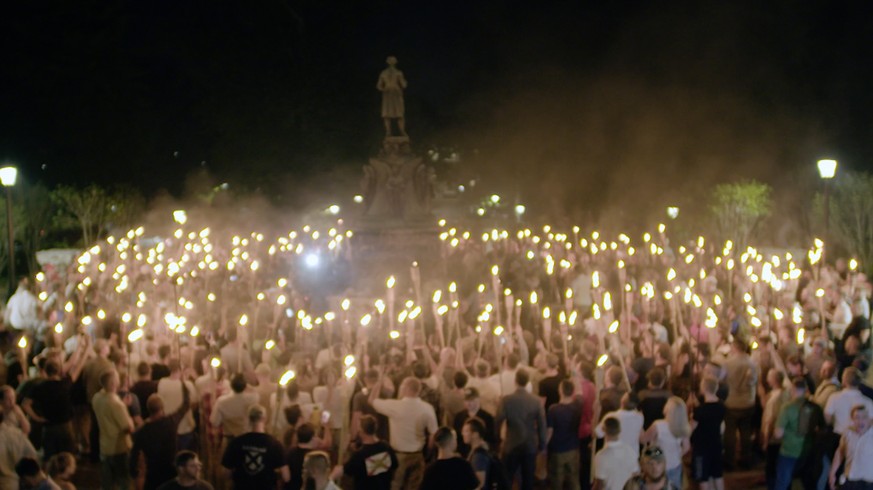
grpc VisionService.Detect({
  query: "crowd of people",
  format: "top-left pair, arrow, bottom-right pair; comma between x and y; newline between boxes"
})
0,216 -> 871,490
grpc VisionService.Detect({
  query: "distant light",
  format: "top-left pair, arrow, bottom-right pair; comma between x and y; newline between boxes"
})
327,204 -> 341,215
172,210 -> 187,225
490,194 -> 500,204
515,204 -> 526,215
476,208 -> 485,216
353,195 -> 364,203
458,185 -> 465,192
666,206 -> 679,219
0,167 -> 17,187
817,159 -> 837,179
304,253 -> 320,268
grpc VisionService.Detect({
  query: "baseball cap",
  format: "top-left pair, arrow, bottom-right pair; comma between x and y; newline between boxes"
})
641,445 -> 665,462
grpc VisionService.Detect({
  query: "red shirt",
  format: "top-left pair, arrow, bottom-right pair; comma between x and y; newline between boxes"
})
577,378 -> 595,439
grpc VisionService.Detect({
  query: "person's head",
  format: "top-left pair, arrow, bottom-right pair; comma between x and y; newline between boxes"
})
663,396 -> 691,438
851,405 -> 870,431
812,338 -> 826,355
640,446 -> 667,482
475,359 -> 490,379
433,426 -> 457,453
505,352 -> 521,370
545,353 -> 559,371
146,393 -> 165,417
359,415 -> 378,439
786,355 -> 804,376
842,367 -> 861,388
0,385 -> 15,409
174,450 -> 203,480
655,343 -> 672,364
296,423 -> 316,445
302,451 -> 332,483
15,457 -> 44,486
453,370 -> 469,390
463,387 -> 481,413
44,359 -> 61,379
411,362 -> 429,380
603,416 -> 621,440
820,360 -> 836,381
46,451 -> 76,481
364,369 -> 380,388
845,335 -> 861,355
247,404 -> 267,429
168,360 -> 181,376
399,377 -> 422,398
285,381 -> 300,401
136,361 -> 151,379
95,339 -> 111,358
700,376 -> 719,397
230,374 -> 247,394
515,368 -> 530,388
791,376 -> 808,398
462,417 -> 486,445
559,379 -> 575,400
621,392 -> 639,411
284,404 -> 303,427
767,368 -> 785,390
157,344 -> 172,362
647,367 -> 666,389
100,370 -> 119,392
606,366 -> 624,388
731,338 -> 749,355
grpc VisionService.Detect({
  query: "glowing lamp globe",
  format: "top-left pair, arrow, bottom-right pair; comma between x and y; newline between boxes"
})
817,159 -> 837,179
0,167 -> 17,187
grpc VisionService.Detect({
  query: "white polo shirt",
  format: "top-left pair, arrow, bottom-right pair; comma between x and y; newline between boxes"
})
824,388 -> 873,435
373,397 -> 438,452
594,440 -> 639,490
846,427 -> 873,482
595,409 -> 644,458
156,378 -> 198,434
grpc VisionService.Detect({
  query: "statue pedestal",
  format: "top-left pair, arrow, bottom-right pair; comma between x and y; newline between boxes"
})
349,137 -> 442,290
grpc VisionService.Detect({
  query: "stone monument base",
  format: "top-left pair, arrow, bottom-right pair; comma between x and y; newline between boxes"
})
349,220 -> 443,291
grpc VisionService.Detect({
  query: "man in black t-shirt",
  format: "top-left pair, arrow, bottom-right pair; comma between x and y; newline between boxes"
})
221,404 -> 289,490
537,354 -> 563,412
156,451 -> 214,490
26,359 -> 75,459
341,415 -> 398,490
453,388 -> 497,457
420,427 -> 479,490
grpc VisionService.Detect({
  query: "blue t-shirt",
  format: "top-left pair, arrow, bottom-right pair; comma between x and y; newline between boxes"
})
547,399 -> 582,452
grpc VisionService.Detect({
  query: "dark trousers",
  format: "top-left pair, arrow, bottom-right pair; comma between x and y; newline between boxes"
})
724,406 -> 755,467
765,443 -> 780,489
42,422 -> 75,461
90,407 -> 101,463
578,436 -> 592,490
503,445 -> 536,490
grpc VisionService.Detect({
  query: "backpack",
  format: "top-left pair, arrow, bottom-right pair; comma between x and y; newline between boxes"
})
472,447 -> 511,490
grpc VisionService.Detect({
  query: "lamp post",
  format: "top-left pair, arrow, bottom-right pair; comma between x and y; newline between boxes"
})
817,159 -> 837,254
0,166 -> 17,296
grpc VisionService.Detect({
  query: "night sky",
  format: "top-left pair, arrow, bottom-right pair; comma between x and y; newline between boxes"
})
2,1 -> 873,215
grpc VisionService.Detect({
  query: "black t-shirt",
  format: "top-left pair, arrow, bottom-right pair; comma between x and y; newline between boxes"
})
453,410 -> 497,457
638,389 -> 670,429
343,441 -> 397,490
352,389 -> 391,441
691,401 -> 726,452
30,377 -> 73,424
130,380 -> 158,418
420,457 -> 480,490
151,363 -> 171,382
156,479 -> 215,490
631,357 -> 654,393
221,432 -> 285,490
285,447 -> 311,490
538,375 -> 563,411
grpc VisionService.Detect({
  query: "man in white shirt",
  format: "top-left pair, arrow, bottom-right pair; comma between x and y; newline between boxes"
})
824,368 -> 873,436
830,404 -> 873,489
465,360 -> 500,416
211,374 -> 259,439
595,393 -> 644,458
488,352 -> 532,397
157,361 -> 199,450
371,376 -> 438,490
594,416 -> 638,490
4,279 -> 41,333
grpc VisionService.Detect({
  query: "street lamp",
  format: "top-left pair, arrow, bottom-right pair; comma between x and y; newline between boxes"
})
666,206 -> 680,220
817,159 -> 837,250
0,166 -> 17,296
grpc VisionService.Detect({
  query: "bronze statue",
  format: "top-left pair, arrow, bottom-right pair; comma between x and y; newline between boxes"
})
377,56 -> 408,138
